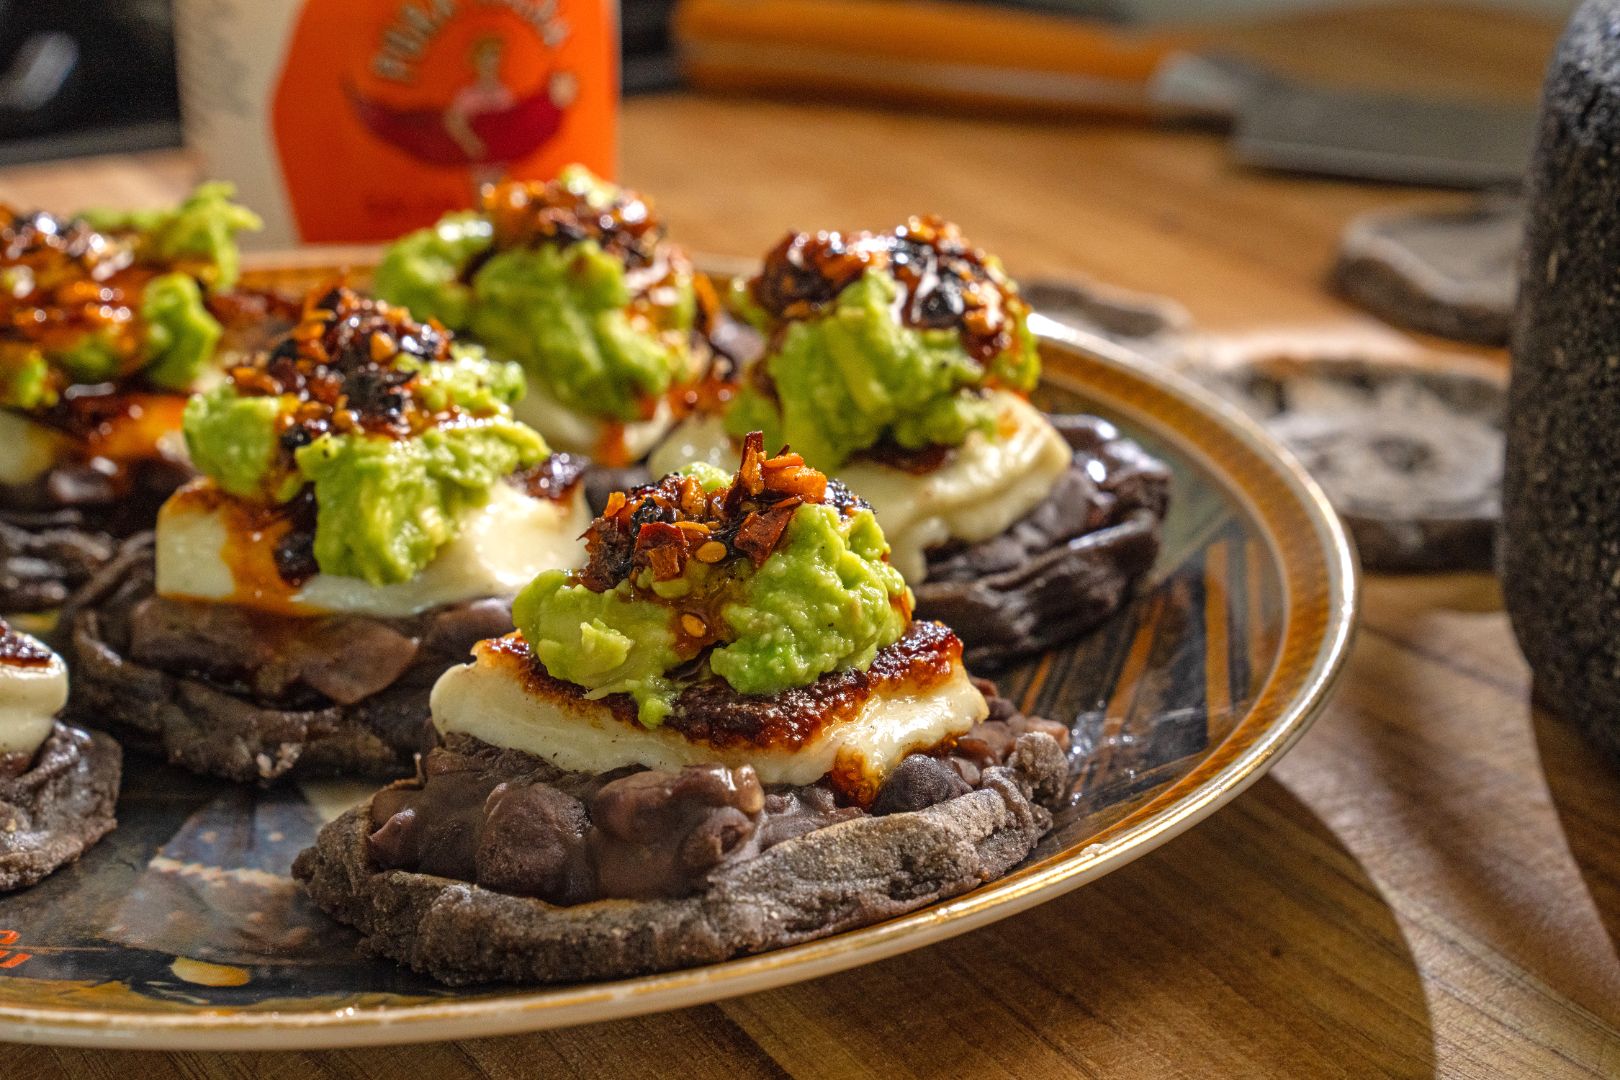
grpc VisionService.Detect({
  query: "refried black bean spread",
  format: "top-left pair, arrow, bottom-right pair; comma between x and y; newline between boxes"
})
365,680 -> 1070,904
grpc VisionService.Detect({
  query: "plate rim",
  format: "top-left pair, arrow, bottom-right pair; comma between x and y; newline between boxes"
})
0,290 -> 1359,1050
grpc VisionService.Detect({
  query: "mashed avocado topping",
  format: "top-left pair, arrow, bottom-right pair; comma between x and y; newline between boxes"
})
181,286 -> 548,586
0,184 -> 260,412
724,217 -> 1038,469
141,272 -> 225,389
81,182 -> 263,291
513,432 -> 911,725
374,166 -> 707,423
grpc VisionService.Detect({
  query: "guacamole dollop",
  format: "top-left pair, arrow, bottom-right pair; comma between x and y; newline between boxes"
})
373,166 -> 701,423
0,347 -> 51,411
294,421 -> 544,584
514,570 -> 687,725
0,185 -> 259,411
710,501 -> 908,692
725,220 -> 1039,470
512,438 -> 911,725
141,272 -> 225,391
82,181 -> 263,291
182,288 -> 549,586
45,273 -> 221,391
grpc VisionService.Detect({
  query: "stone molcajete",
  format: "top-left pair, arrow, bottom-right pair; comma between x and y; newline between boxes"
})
1503,0 -> 1620,763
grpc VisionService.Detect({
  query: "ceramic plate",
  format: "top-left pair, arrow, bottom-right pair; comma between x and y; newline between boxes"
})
0,259 -> 1357,1049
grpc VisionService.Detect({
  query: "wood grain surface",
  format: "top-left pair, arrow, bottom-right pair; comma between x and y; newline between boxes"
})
6,5 -> 1619,1077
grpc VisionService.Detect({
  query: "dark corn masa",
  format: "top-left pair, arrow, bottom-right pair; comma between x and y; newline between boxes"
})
914,413 -> 1171,669
294,722 -> 1064,986
0,721 -> 120,891
58,534 -> 516,784
0,505 -> 123,612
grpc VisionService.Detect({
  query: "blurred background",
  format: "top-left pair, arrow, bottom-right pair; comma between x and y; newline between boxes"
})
0,0 -> 1575,166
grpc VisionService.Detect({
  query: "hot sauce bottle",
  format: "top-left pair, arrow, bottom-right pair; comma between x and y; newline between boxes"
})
176,0 -> 618,244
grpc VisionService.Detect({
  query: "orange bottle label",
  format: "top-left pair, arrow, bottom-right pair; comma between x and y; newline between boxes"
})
270,0 -> 617,243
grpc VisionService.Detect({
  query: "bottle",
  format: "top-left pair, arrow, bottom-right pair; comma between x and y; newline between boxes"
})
174,0 -> 618,246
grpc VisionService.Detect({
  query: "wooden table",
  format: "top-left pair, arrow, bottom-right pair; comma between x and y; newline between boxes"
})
7,6 -> 1619,1077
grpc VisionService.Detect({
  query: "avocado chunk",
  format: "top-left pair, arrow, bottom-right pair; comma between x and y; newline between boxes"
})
141,272 -> 224,391
0,183 -> 259,412
82,181 -> 263,291
513,436 -> 911,725
726,218 -> 1039,470
374,166 -> 702,424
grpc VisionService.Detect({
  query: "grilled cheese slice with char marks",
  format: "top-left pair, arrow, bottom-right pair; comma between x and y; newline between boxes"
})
431,626 -> 987,801
155,481 -> 590,618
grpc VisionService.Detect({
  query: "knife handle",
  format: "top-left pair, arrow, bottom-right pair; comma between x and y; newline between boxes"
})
673,0 -> 1190,115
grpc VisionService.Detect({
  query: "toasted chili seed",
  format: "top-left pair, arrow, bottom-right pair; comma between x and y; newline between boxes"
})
369,332 -> 397,362
675,520 -> 711,535
603,491 -> 627,518
680,613 -> 707,637
696,540 -> 728,563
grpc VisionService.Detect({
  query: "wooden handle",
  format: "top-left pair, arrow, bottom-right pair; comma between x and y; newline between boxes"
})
674,0 -> 1190,115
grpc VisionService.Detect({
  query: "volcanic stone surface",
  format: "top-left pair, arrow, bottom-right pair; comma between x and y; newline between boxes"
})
1504,0 -> 1620,764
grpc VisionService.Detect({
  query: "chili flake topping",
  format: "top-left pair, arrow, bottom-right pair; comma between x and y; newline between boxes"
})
481,176 -> 665,269
1,209 -> 163,382
748,215 -> 1027,366
225,284 -> 483,459
578,431 -> 864,593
